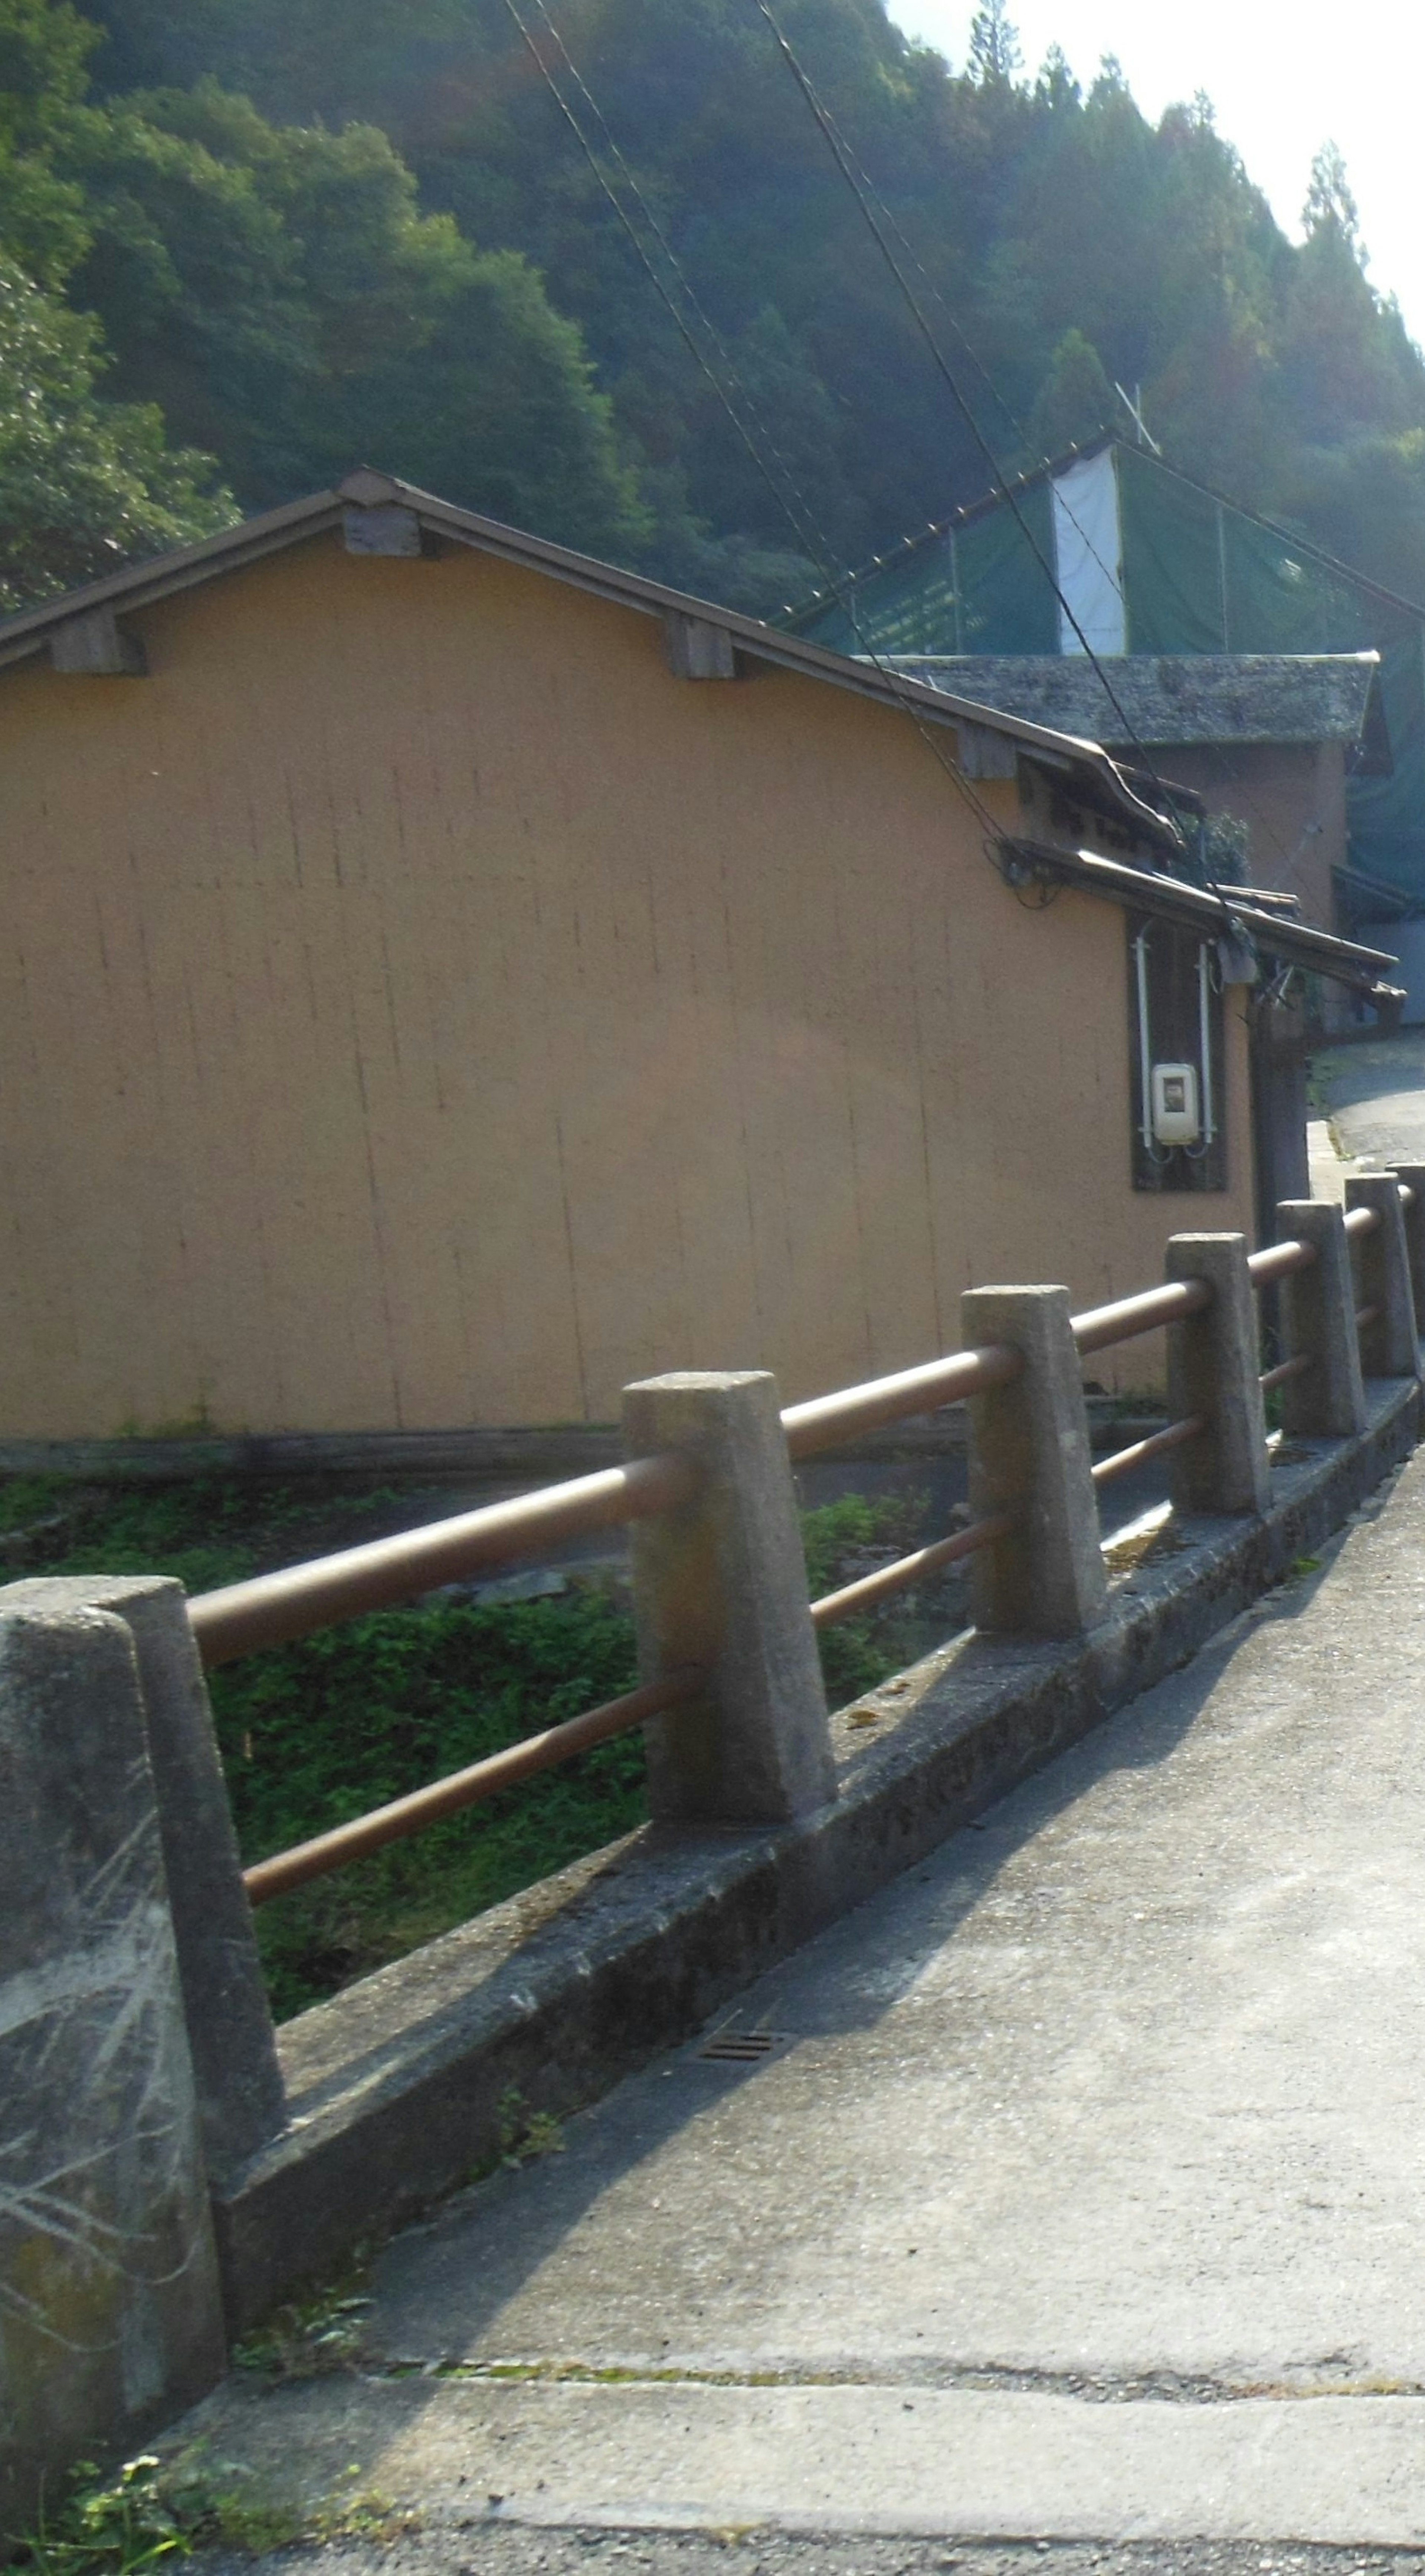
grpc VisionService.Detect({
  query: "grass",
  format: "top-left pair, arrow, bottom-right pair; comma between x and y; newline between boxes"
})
0,1473 -> 951,2020
7,2448 -> 405,2575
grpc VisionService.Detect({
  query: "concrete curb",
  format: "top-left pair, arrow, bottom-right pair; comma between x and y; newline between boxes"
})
212,1377 -> 1421,2332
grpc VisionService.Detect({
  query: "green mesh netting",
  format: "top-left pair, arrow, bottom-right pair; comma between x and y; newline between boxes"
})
789,440 -> 1425,900
792,480 -> 1057,656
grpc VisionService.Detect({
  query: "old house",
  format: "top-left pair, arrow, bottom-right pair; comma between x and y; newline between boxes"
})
0,471 -> 1395,1446
792,436 -> 1425,958
874,653 -> 1389,937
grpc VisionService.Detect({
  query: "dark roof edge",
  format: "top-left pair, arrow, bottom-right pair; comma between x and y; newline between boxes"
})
0,468 -> 1177,851
1003,838 -> 1400,995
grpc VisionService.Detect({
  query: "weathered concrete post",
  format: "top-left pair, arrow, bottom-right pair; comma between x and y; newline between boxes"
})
962,1285 -> 1108,1638
1,1574 -> 285,2187
1275,1199 -> 1368,1438
1164,1233 -> 1271,1515
0,1602 -> 227,2542
1389,1162 -> 1425,1336
1344,1171 -> 1420,1379
622,1370 -> 836,1824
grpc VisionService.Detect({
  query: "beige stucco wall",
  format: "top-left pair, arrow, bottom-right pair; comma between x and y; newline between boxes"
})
0,536 -> 1256,1436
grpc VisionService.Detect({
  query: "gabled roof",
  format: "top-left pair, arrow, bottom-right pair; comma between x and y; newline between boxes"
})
878,653 -> 1393,767
0,466 -> 1177,848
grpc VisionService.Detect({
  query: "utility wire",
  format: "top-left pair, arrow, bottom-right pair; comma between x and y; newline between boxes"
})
771,94 -> 1305,883
498,0 -> 1056,865
741,1 -> 1338,938
498,0 -> 827,575
772,91 -> 1331,898
526,0 -> 832,571
748,0 -> 1189,853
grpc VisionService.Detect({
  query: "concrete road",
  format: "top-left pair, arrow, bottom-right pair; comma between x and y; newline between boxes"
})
181,1450 -> 1425,2548
1312,1030 -> 1425,1169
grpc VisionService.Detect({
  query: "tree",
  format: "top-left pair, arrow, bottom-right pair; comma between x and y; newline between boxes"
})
967,0 -> 1022,86
1026,327 -> 1114,458
0,259 -> 234,609
336,249 -> 655,556
1278,140 -> 1419,445
1304,140 -> 1360,248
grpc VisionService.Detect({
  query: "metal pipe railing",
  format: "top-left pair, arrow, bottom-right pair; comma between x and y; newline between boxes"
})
782,1342 -> 1020,1461
243,1666 -> 701,1905
1072,1278 -> 1212,1356
808,1510 -> 1013,1629
191,1451 -> 697,1668
1090,1413 -> 1205,1487
221,1182 -> 1413,1905
1246,1236 -> 1314,1287
1260,1351 -> 1311,1395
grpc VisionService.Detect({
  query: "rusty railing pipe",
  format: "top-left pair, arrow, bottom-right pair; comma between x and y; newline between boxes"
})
1247,1237 -> 1315,1288
808,1510 -> 1014,1629
1071,1277 -> 1212,1356
1259,1351 -> 1312,1394
781,1343 -> 1022,1461
1090,1414 -> 1205,1487
191,1452 -> 698,1667
242,1666 -> 700,1905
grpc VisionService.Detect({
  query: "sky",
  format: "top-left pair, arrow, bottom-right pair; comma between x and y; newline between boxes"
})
887,0 -> 1425,347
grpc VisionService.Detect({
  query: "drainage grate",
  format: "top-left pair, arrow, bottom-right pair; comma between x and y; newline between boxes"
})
696,2029 -> 787,2063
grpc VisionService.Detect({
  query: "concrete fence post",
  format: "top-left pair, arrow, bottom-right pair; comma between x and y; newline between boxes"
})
1275,1199 -> 1368,1438
0,1601 -> 227,2543
1344,1171 -> 1421,1379
622,1370 -> 836,1825
961,1285 -> 1108,1638
1164,1233 -> 1271,1515
1389,1162 -> 1425,1336
1,1574 -> 286,2189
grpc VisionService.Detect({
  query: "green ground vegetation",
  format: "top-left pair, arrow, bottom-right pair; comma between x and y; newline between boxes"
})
0,1472 -> 941,2019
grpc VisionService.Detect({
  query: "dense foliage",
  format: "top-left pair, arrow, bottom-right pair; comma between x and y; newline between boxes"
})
0,1470 -> 938,2016
3,0 -> 1425,611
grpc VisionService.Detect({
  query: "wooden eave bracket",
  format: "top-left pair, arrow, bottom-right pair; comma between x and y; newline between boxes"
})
49,606 -> 146,676
956,719 -> 1019,781
663,610 -> 742,681
342,504 -> 427,559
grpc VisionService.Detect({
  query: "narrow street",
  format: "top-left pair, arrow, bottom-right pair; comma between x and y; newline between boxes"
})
179,1440 -> 1425,2547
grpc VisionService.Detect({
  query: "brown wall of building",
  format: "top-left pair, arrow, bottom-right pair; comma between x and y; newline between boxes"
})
1141,740 -> 1346,931
0,536 -> 1255,1436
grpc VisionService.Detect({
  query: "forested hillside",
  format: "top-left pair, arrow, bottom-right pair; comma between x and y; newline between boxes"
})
3,0 -> 1425,617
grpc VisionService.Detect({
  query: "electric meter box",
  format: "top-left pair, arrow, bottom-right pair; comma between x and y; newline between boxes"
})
1150,1060 -> 1201,1145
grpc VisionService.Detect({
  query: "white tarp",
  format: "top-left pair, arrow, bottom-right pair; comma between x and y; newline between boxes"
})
1052,448 -> 1127,657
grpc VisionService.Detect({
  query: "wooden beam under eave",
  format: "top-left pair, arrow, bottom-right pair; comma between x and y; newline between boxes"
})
956,719 -> 1018,781
664,611 -> 741,680
343,504 -> 425,558
49,607 -> 147,676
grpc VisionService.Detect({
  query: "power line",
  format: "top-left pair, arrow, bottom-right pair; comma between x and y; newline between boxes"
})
495,0 -> 1077,868
498,0 -> 826,574
748,16 -> 1324,907
747,0 -> 1189,860
525,0 -> 830,563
